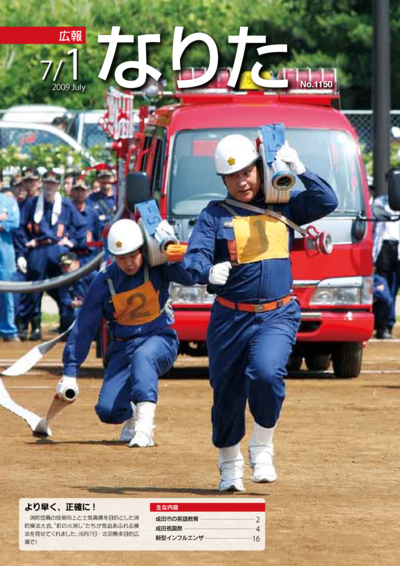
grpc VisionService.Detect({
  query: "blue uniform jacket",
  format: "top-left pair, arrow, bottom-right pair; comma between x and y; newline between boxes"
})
15,195 -> 87,255
61,270 -> 97,307
0,194 -> 20,269
13,199 -> 29,259
63,260 -> 193,377
183,169 -> 338,303
72,203 -> 101,255
88,192 -> 116,227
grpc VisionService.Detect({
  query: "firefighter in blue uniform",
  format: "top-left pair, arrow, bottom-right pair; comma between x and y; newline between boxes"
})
88,170 -> 116,230
0,188 -> 20,341
59,219 -> 193,447
70,178 -> 101,265
14,170 -> 86,341
372,273 -> 393,339
182,134 -> 338,492
13,168 -> 40,336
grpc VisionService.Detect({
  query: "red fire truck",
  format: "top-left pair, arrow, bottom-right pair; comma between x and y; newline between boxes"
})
105,68 -> 374,378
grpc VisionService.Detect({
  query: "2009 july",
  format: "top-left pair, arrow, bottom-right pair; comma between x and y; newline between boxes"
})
52,83 -> 70,91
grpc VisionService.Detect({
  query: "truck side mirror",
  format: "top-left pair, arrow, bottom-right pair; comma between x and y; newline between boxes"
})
126,172 -> 151,212
388,168 -> 400,211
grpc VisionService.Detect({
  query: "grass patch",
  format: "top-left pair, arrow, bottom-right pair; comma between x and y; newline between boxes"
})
42,313 -> 59,325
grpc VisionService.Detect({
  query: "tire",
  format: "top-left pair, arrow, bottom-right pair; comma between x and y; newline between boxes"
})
305,353 -> 331,372
287,355 -> 303,372
332,343 -> 362,378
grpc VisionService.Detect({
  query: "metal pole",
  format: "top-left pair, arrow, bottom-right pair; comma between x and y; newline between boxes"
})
372,0 -> 391,196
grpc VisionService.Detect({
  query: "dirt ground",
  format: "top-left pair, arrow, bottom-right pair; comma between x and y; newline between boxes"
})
1,328 -> 400,566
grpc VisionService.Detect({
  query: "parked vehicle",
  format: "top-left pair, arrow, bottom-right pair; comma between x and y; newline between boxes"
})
0,121 -> 95,165
1,104 -> 70,124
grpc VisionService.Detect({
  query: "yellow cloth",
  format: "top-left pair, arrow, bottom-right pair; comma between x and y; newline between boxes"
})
110,280 -> 161,326
232,215 -> 289,264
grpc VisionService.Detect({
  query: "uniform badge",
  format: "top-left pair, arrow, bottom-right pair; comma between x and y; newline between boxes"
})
227,157 -> 236,166
116,241 -> 123,248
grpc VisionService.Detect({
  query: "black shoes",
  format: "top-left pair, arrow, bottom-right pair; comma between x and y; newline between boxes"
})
29,316 -> 42,341
16,317 -> 29,341
376,328 -> 393,340
2,335 -> 20,342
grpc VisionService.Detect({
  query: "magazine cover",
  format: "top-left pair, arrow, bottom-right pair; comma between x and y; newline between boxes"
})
1,1 -> 399,564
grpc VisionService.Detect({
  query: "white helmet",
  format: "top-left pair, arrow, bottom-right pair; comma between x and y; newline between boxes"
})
215,134 -> 259,176
108,219 -> 144,256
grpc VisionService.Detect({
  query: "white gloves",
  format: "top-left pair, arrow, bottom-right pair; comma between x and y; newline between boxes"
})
209,261 -> 232,285
17,256 -> 27,274
155,219 -> 178,253
276,142 -> 306,175
56,376 -> 79,403
156,219 -> 175,237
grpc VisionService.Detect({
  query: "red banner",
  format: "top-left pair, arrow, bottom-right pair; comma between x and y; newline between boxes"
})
150,502 -> 265,512
0,27 -> 86,44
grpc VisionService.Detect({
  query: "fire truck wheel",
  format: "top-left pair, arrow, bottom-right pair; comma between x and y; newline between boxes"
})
305,353 -> 331,372
332,343 -> 362,378
286,354 -> 303,372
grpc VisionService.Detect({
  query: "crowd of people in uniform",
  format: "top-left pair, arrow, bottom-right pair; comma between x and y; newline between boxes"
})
0,166 -> 116,343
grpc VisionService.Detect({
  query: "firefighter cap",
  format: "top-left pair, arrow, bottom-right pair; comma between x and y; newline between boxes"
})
107,219 -> 144,256
43,170 -> 61,184
96,169 -> 114,181
59,252 -> 79,266
22,167 -> 40,181
214,134 -> 259,176
72,179 -> 89,191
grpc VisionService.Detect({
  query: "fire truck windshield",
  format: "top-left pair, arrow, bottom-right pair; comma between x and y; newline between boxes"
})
168,128 -> 364,217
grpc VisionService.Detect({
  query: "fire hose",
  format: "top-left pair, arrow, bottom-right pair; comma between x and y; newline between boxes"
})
0,250 -> 105,293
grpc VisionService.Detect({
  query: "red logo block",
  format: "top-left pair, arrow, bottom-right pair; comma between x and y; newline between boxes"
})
0,27 -> 86,44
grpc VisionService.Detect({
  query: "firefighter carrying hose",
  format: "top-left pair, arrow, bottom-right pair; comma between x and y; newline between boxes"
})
59,219 -> 193,447
180,134 -> 338,491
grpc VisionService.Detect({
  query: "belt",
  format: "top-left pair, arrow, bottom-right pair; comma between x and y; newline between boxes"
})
216,294 -> 292,313
37,239 -> 56,246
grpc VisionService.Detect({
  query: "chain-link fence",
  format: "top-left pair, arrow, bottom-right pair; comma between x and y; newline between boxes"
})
343,110 -> 400,153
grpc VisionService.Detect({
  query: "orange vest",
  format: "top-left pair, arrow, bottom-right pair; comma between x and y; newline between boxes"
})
106,265 -> 168,326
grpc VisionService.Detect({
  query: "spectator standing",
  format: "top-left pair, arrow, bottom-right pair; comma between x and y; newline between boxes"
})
0,188 -> 20,341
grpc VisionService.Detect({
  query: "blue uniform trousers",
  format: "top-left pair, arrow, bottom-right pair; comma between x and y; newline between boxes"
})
20,243 -> 70,319
373,275 -> 393,330
12,270 -> 26,319
207,298 -> 301,448
0,268 -> 18,337
95,330 -> 179,424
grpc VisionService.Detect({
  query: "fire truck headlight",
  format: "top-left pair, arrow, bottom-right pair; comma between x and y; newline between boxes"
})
310,276 -> 371,305
361,276 -> 373,305
170,283 -> 215,305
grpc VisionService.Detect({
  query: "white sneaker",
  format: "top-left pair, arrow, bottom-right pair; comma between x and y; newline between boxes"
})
218,445 -> 245,492
128,402 -> 156,448
120,403 -> 137,442
249,445 -> 277,483
129,430 -> 155,448
120,416 -> 136,443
